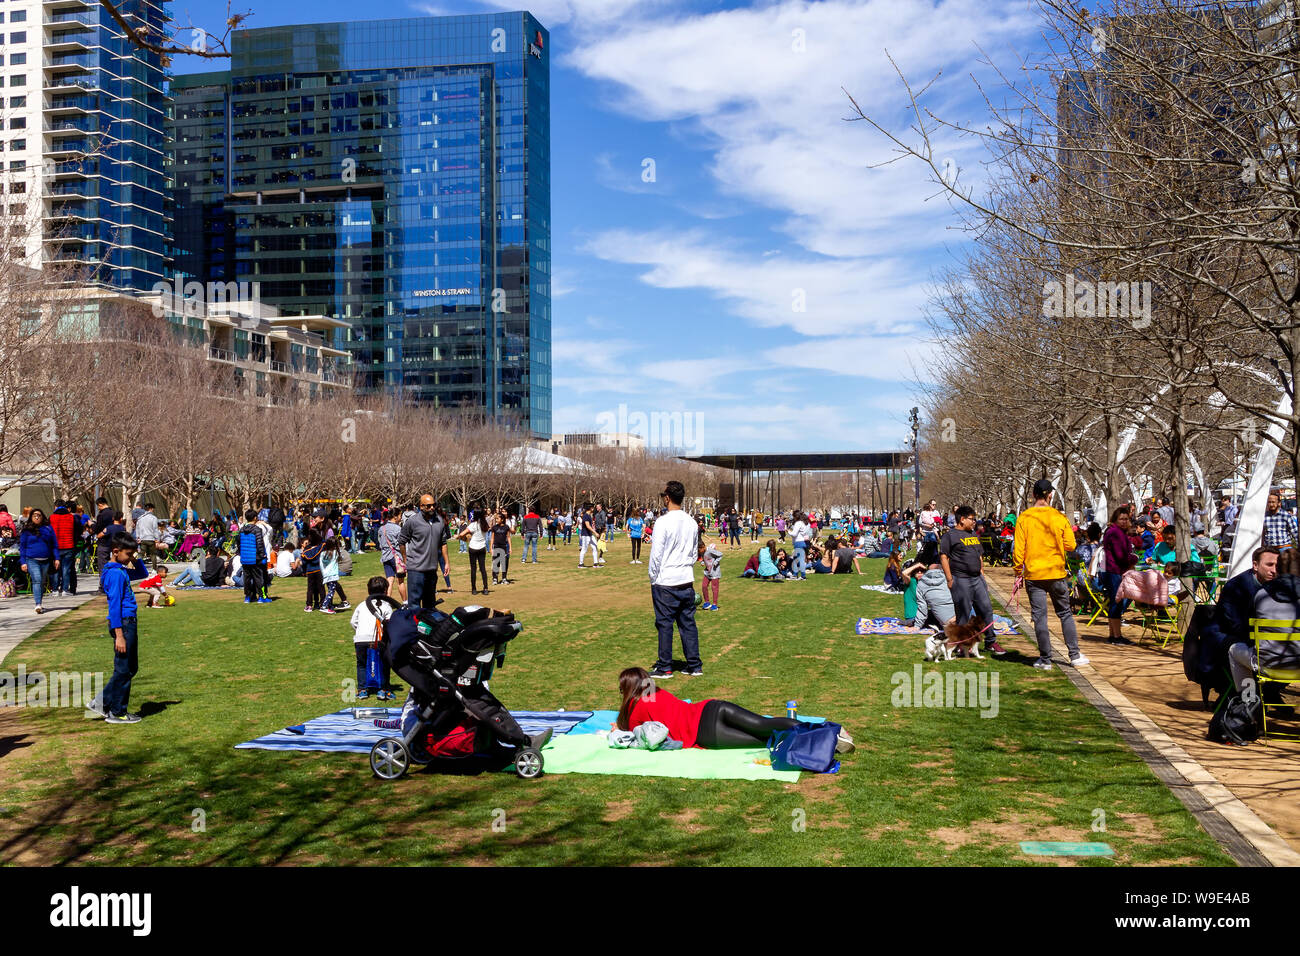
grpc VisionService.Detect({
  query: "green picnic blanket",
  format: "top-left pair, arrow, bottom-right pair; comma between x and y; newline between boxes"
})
540,732 -> 801,781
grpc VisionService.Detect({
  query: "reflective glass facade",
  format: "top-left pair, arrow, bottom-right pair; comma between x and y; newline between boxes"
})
170,13 -> 551,437
44,0 -> 171,290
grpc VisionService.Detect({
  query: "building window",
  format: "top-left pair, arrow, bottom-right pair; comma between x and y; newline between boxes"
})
9,116 -> 22,129
8,32 -> 23,44
7,96 -> 20,108
10,11 -> 26,22
8,202 -> 22,215
8,74 -> 23,87
8,159 -> 21,171
9,138 -> 23,150
9,53 -> 23,65
9,180 -> 22,193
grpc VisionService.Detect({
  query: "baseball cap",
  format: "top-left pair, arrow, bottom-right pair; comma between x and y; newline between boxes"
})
1032,478 -> 1054,497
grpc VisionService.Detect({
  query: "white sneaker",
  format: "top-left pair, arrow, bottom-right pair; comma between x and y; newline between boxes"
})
1070,654 -> 1090,666
1033,657 -> 1054,671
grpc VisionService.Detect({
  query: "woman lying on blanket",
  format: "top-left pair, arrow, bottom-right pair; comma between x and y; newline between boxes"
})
615,667 -> 854,753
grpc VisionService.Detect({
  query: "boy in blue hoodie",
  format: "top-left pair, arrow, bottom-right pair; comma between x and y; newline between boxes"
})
237,510 -> 268,604
97,532 -> 145,724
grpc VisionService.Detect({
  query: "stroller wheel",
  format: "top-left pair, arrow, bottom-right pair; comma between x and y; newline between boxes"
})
370,737 -> 411,780
514,748 -> 544,779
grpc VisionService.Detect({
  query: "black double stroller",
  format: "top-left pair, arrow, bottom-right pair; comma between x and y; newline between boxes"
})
368,600 -> 550,780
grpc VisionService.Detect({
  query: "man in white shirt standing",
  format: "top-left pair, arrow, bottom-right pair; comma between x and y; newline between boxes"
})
648,480 -> 703,679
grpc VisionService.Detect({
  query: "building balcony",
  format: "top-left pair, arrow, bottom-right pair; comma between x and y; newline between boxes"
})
44,33 -> 93,53
45,12 -> 95,26
269,360 -> 289,374
48,119 -> 96,135
43,0 -> 92,10
208,345 -> 234,363
48,53 -> 95,73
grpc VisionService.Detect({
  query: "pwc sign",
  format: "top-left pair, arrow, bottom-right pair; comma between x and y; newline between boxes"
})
529,30 -> 543,58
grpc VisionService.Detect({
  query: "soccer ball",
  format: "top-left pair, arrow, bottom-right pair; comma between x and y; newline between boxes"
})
163,594 -> 176,607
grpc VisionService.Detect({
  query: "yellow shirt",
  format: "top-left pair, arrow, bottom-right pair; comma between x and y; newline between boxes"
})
1012,505 -> 1077,580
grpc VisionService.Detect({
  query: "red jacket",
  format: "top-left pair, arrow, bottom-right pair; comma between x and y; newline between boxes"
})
629,688 -> 712,749
49,510 -> 77,550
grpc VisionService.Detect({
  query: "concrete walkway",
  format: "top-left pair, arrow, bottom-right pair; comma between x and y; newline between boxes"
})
985,568 -> 1300,867
0,590 -> 100,668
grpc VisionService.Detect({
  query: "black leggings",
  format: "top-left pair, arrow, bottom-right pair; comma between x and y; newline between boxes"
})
548,527 -> 557,546
469,548 -> 488,591
696,699 -> 799,749
630,537 -> 642,560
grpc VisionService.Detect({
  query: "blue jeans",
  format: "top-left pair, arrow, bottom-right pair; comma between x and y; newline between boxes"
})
407,568 -> 438,609
103,616 -> 139,716
57,548 -> 77,594
792,542 -> 807,578
651,583 -> 702,671
172,566 -> 203,587
26,559 -> 52,606
523,532 -> 539,562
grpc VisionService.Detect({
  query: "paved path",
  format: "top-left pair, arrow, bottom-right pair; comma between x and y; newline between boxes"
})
0,591 -> 99,668
985,568 -> 1300,867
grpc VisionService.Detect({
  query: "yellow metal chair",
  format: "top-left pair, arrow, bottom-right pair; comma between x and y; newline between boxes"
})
1248,618 -> 1300,741
1074,569 -> 1107,627
1136,594 -> 1181,648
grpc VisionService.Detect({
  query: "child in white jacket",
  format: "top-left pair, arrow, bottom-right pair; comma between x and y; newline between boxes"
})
350,576 -> 396,701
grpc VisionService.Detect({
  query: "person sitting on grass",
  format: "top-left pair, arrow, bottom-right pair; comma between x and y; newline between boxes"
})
776,548 -> 794,578
757,540 -> 782,580
912,559 -> 956,630
351,575 -> 397,701
615,666 -> 853,752
883,550 -> 905,591
832,537 -> 862,575
170,555 -> 205,589
740,550 -> 761,578
201,547 -> 230,587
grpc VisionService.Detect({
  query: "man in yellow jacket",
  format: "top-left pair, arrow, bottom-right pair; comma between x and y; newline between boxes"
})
1013,479 -> 1088,670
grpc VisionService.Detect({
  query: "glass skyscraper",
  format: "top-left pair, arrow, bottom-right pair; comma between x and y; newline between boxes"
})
40,0 -> 171,290
171,13 -> 552,437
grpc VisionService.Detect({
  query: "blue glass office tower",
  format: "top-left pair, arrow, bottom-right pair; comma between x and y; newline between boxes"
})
170,13 -> 552,437
43,0 -> 171,291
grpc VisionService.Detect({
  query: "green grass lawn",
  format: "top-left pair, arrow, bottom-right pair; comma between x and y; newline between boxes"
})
0,540 -> 1232,865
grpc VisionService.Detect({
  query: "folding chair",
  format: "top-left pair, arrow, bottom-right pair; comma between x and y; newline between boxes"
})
1136,594 -> 1181,648
1076,571 -> 1107,627
979,535 -> 998,567
1248,618 -> 1300,741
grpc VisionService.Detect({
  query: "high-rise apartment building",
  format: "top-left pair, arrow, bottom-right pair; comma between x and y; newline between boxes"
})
171,13 -> 552,437
27,0 -> 171,290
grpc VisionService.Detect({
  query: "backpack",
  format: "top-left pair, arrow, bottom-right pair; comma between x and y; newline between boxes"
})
1208,690 -> 1262,745
769,721 -> 842,773
267,507 -> 284,528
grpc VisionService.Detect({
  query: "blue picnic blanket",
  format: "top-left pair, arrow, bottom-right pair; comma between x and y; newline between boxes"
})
235,708 -> 594,753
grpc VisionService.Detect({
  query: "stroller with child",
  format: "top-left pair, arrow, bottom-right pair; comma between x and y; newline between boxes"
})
368,599 -> 550,781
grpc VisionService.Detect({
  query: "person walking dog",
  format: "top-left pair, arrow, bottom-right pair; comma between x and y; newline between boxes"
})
1013,479 -> 1088,670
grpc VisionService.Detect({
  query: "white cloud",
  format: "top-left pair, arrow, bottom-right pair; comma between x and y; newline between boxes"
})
567,0 -> 1034,258
582,228 -> 931,337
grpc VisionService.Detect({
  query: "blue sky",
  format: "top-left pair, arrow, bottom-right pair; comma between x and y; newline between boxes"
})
170,0 -> 1041,452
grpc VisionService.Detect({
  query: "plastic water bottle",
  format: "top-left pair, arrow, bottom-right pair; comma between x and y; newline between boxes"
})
786,700 -> 798,719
